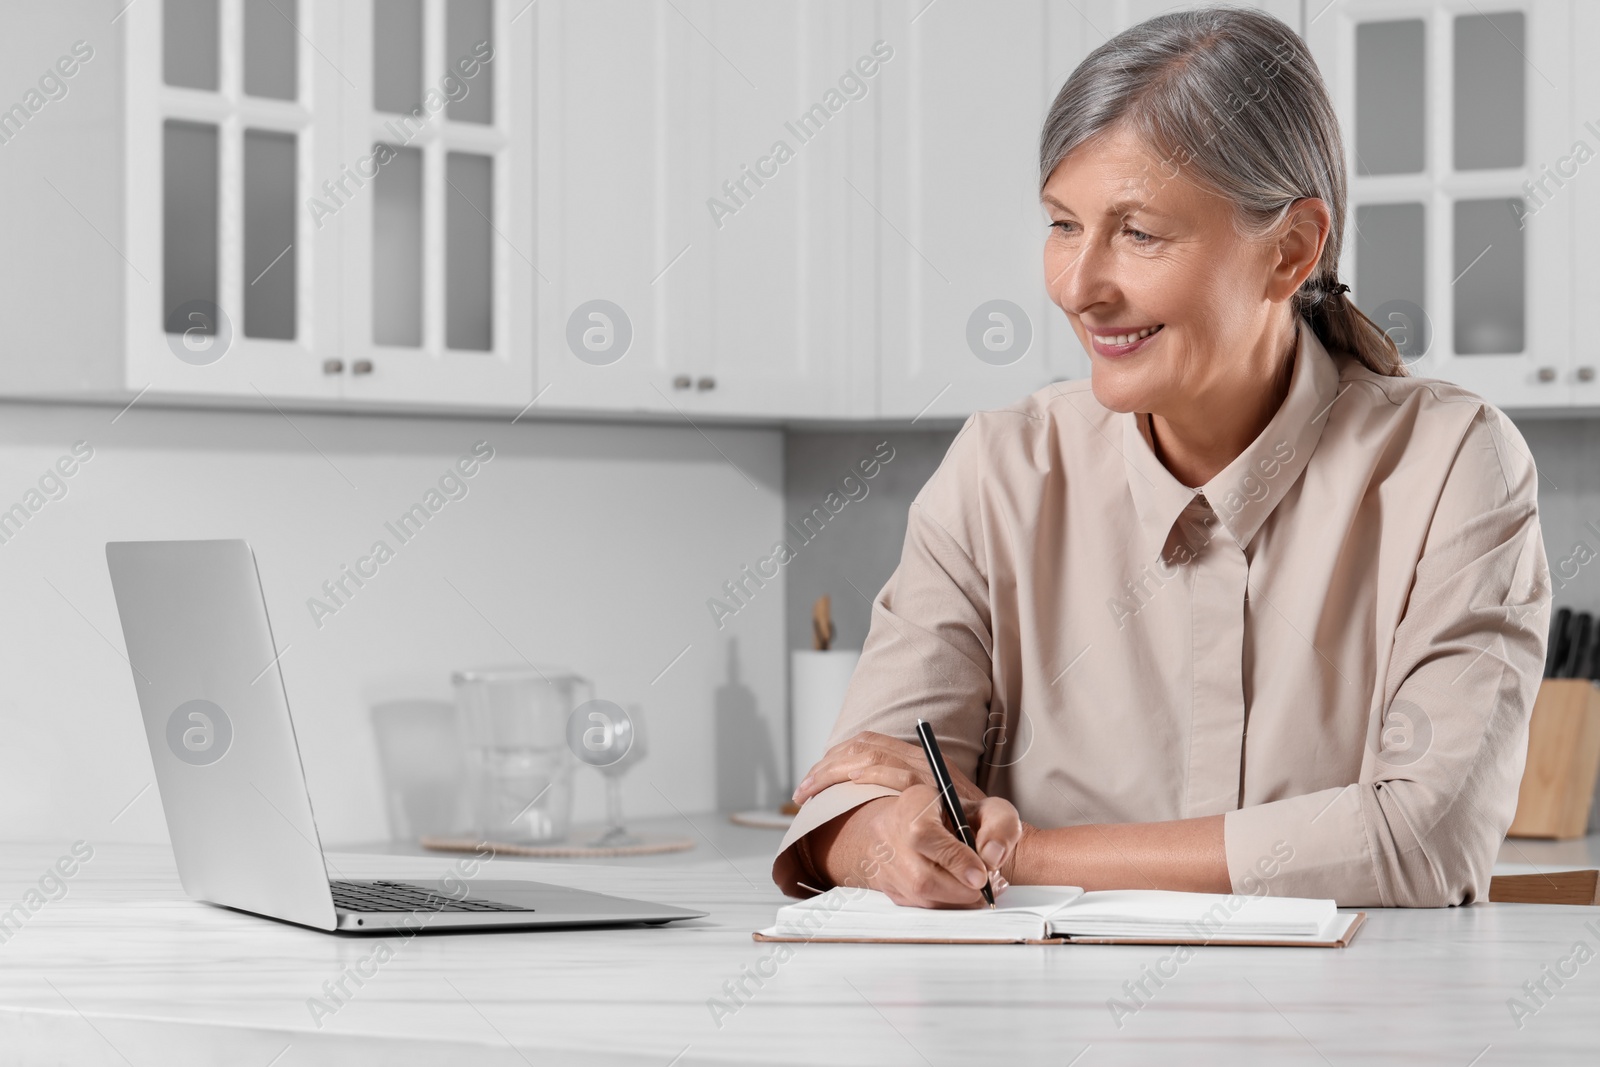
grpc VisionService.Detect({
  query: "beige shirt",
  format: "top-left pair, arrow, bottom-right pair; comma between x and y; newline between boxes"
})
775,323 -> 1551,908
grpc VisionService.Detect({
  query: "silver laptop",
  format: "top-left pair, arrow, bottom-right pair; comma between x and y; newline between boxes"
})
105,538 -> 705,933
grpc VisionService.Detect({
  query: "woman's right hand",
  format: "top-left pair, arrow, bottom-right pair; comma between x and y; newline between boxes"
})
836,784 -> 1025,908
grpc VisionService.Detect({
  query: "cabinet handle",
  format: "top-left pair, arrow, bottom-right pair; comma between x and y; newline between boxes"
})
672,375 -> 692,390
696,376 -> 716,391
1538,366 -> 1557,383
352,360 -> 374,375
323,359 -> 344,375
1579,366 -> 1596,383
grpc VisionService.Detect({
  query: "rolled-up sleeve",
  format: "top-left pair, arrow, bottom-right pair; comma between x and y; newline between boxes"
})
772,421 -> 997,898
1224,406 -> 1551,907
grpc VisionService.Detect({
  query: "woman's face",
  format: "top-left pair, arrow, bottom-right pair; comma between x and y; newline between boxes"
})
1040,122 -> 1304,416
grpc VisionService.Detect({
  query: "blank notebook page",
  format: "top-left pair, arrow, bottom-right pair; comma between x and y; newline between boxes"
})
772,885 -> 1084,940
1049,890 -> 1336,938
769,886 -> 1341,942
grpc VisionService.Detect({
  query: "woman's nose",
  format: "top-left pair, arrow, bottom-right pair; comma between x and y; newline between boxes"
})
1048,238 -> 1115,315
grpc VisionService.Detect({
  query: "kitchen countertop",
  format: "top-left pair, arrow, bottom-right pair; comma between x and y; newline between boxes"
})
1,816 -> 1597,1065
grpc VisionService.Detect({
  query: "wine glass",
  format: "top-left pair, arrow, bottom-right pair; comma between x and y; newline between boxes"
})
567,700 -> 647,847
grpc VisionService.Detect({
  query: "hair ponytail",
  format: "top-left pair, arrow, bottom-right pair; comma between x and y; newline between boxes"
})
1295,275 -> 1407,377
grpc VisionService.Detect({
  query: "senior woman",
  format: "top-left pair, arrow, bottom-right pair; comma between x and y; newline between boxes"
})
774,7 -> 1551,910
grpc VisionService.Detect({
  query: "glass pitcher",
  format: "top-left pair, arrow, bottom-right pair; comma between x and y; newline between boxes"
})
451,665 -> 588,844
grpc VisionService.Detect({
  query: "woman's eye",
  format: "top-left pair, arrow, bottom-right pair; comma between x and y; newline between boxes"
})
1047,220 -> 1154,244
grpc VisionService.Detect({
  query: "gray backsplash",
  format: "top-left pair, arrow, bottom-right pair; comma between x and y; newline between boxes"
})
1518,418 -> 1600,835
784,415 -> 1600,831
782,429 -> 959,658
1518,419 -> 1600,614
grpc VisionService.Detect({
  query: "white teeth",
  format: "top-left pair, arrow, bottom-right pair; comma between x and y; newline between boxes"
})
1091,325 -> 1162,346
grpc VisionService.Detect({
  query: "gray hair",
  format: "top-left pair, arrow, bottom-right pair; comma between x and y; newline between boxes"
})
1039,5 -> 1405,377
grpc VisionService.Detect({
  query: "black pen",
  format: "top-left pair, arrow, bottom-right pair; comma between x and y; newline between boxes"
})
915,718 -> 995,908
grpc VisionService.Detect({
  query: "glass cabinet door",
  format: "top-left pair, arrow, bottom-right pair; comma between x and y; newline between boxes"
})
127,0 -> 344,398
1571,0 -> 1600,407
126,0 -> 531,408
338,0 -> 535,408
1308,0 -> 1573,410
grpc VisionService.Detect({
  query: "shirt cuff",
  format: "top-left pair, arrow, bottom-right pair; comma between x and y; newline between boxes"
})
771,782 -> 900,898
1222,785 -> 1385,906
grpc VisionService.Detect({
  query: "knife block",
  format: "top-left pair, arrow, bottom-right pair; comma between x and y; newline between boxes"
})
1507,679 -> 1600,839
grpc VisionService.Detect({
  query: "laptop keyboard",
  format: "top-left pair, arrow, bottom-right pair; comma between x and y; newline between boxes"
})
330,880 -> 530,913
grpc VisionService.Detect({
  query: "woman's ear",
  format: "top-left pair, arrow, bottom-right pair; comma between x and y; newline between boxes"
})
1269,197 -> 1332,301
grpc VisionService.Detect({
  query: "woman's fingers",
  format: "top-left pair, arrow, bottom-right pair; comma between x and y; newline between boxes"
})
856,786 -> 982,907
792,752 -> 885,803
970,796 -> 1024,880
848,784 -> 1012,909
878,854 -> 988,909
852,730 -> 922,758
792,729 -> 992,809
864,730 -> 986,804
839,764 -> 921,793
793,733 -> 925,803
903,785 -> 992,898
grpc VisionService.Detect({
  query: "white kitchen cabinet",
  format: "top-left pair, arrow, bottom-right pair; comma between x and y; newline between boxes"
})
0,0 -> 534,412
5,0 -> 1591,424
335,0 -> 536,408
682,0 -> 880,420
541,0 -> 1091,423
533,0 -> 691,417
875,0 -> 1094,420
535,0 -> 876,420
123,0 -> 345,402
1571,0 -> 1600,409
1307,0 -> 1575,409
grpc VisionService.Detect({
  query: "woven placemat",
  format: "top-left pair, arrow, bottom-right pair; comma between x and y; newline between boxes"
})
729,809 -> 795,830
420,834 -> 696,858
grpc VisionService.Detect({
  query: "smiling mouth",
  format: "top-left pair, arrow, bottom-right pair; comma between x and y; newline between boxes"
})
1088,324 -> 1164,346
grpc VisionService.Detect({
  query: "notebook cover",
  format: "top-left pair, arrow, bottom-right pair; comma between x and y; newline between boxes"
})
752,910 -> 1366,948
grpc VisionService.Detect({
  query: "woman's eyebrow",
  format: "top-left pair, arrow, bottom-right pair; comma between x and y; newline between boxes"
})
1041,194 -> 1170,220
1109,199 -> 1170,219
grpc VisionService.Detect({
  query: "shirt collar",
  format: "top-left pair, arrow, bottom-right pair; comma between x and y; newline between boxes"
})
1122,321 -> 1340,562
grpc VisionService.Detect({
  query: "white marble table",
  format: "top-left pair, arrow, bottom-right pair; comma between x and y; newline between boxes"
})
2,820 -> 1598,1066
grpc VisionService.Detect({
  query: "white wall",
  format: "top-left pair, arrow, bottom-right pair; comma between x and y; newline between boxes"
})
0,400 -> 786,845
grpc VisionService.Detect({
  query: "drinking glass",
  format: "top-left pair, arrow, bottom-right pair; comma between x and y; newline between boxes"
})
568,700 -> 648,847
452,665 -> 588,844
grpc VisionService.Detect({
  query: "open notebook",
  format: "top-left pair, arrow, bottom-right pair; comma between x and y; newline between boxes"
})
754,885 -> 1365,947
